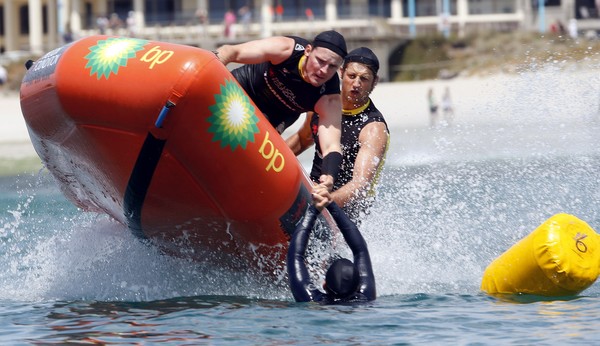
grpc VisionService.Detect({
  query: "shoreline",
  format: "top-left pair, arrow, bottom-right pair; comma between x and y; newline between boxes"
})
4,69 -> 593,176
0,91 -> 40,176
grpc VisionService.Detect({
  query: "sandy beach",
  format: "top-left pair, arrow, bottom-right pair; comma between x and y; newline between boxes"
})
0,92 -> 35,157
0,92 -> 41,176
3,68 -> 592,175
0,75 -> 489,157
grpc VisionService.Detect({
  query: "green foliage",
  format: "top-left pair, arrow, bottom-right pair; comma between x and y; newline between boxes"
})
395,34 -> 450,81
0,157 -> 42,177
390,31 -> 600,82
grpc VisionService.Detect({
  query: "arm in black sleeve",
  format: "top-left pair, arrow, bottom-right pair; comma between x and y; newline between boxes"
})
287,205 -> 324,302
321,151 -> 343,183
326,202 -> 376,301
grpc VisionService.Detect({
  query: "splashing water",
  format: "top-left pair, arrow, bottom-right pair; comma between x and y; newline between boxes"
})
364,64 -> 600,297
0,172 -> 296,302
3,66 -> 600,303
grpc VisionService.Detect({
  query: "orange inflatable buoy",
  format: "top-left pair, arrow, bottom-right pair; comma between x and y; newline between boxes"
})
20,36 -> 332,266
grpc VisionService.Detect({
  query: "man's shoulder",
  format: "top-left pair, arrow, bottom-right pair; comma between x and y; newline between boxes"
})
366,100 -> 388,124
284,36 -> 310,52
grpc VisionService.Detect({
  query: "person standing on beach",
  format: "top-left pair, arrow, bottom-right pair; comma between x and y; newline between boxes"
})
213,30 -> 347,193
126,11 -> 137,37
0,64 -> 8,95
223,9 -> 236,39
286,47 -> 389,222
195,8 -> 209,38
441,86 -> 454,126
275,4 -> 284,21
305,7 -> 314,21
238,5 -> 252,34
427,87 -> 438,128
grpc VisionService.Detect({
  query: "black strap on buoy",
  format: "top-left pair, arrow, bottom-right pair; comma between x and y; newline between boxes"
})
123,100 -> 175,239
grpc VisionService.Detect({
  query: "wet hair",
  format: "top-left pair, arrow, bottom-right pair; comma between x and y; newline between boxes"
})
325,258 -> 359,298
312,30 -> 348,58
344,47 -> 379,74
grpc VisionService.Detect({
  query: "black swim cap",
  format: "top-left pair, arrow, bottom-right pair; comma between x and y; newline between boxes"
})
345,47 -> 379,74
325,258 -> 359,298
312,30 -> 347,58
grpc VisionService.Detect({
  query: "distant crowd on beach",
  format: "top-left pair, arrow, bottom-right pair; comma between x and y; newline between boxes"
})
207,4 -> 316,39
427,86 -> 455,128
88,4 -> 317,42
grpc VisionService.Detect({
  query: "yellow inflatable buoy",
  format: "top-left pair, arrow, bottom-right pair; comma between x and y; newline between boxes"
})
481,213 -> 600,296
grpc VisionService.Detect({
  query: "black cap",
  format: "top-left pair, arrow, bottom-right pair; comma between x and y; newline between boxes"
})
345,47 -> 379,74
325,258 -> 359,298
312,30 -> 347,58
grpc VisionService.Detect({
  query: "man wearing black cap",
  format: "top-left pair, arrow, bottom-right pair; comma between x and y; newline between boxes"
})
213,30 -> 347,192
286,47 -> 389,223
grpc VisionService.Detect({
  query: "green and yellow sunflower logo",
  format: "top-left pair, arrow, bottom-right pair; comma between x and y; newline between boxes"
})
84,37 -> 148,79
207,80 -> 259,151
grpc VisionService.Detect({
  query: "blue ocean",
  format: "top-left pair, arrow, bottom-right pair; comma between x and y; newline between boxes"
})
2,67 -> 600,344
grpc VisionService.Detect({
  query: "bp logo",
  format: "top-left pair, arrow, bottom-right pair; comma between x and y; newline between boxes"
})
207,79 -> 259,151
84,37 -> 148,79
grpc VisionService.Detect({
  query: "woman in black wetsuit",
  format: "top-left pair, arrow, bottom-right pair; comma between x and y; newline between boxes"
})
287,199 -> 376,303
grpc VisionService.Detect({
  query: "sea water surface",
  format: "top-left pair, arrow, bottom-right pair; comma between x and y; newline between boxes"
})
2,66 -> 600,344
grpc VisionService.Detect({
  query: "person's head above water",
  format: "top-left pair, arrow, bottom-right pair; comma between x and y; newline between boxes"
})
324,258 -> 360,298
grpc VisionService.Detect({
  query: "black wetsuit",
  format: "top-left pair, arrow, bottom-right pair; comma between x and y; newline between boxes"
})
309,100 -> 388,218
231,36 -> 341,134
287,203 -> 376,304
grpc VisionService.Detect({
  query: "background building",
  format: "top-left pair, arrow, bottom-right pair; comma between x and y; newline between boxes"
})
2,0 -> 599,55
1,0 -> 599,83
